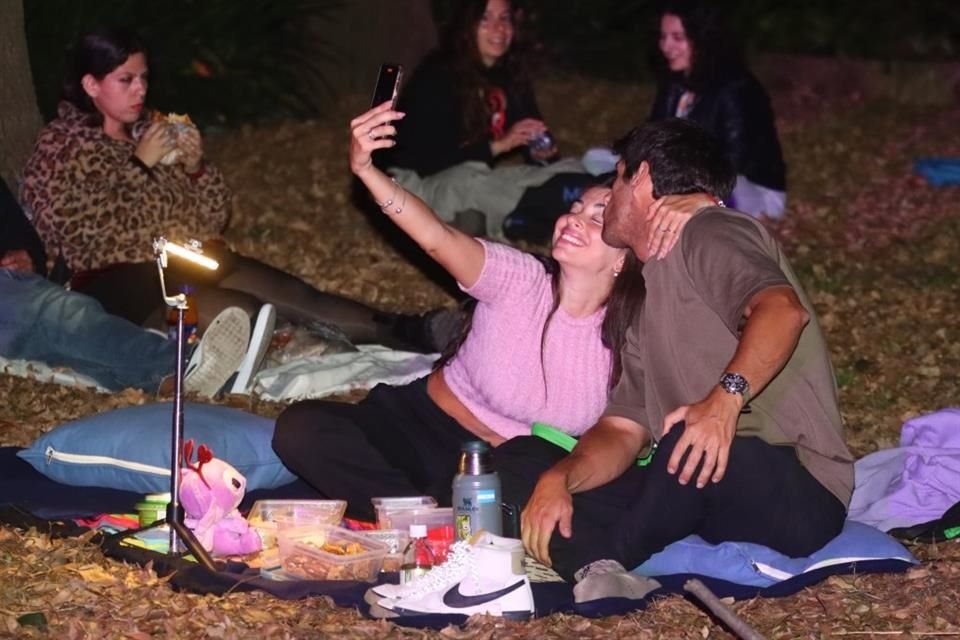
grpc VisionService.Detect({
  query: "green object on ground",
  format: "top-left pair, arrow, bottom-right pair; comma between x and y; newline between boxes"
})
531,422 -> 656,467
17,612 -> 47,631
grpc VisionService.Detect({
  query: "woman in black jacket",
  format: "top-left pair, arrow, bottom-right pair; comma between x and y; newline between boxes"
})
387,0 -> 554,177
651,0 -> 788,219
380,0 -> 602,242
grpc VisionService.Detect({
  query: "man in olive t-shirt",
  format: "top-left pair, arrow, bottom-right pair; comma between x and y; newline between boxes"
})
502,119 -> 853,602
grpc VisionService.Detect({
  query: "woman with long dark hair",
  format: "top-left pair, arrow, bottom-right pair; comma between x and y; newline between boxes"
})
380,0 -> 602,241
388,0 -> 551,177
20,27 -> 454,352
271,101 -> 717,521
651,0 -> 788,219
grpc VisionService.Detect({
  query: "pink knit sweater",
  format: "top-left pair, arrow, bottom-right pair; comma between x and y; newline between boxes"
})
443,241 -> 612,439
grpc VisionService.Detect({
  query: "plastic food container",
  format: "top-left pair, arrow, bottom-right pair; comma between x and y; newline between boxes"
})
278,525 -> 389,582
247,500 -> 347,548
359,529 -> 410,573
377,507 -> 456,562
135,492 -> 171,528
371,496 -> 437,528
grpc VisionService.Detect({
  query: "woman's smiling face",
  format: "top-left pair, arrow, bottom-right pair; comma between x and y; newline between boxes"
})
552,186 -> 626,276
659,13 -> 693,74
476,0 -> 514,67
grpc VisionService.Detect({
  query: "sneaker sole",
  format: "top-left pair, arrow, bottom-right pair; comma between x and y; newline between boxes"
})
229,303 -> 275,395
184,307 -> 250,398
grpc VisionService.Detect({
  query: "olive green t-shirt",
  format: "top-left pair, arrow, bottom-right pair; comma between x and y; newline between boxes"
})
604,208 -> 854,505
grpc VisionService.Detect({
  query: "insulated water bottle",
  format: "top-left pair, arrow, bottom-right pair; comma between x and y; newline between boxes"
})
452,440 -> 502,540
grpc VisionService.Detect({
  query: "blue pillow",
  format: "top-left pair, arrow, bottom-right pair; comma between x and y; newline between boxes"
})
17,402 -> 297,494
633,520 -> 917,588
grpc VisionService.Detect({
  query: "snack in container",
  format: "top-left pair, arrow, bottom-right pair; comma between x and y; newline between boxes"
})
278,524 -> 389,582
359,528 -> 410,573
246,499 -> 347,548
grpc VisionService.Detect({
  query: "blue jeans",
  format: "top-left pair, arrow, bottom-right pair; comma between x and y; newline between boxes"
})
0,269 -> 175,392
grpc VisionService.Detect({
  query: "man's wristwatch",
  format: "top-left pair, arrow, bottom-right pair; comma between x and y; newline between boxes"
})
718,372 -> 751,404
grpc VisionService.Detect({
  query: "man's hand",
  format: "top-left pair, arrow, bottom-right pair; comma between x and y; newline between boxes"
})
662,386 -> 742,488
520,469 -> 573,566
0,249 -> 34,274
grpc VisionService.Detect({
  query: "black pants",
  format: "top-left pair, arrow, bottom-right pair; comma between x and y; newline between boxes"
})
271,377 -> 477,522
497,424 -> 846,581
72,247 -> 418,348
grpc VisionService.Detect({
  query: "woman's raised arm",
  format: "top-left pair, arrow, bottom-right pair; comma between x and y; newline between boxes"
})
349,103 -> 485,288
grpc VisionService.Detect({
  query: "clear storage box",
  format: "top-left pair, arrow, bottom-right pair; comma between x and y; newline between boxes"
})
377,507 -> 456,562
247,500 -> 347,548
371,496 -> 437,528
359,528 -> 410,573
278,525 -> 389,582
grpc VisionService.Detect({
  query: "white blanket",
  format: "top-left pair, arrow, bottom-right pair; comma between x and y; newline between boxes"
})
0,346 -> 437,401
250,345 -> 436,401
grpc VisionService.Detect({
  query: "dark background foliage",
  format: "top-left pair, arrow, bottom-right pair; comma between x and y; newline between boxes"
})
24,0 -> 342,126
23,0 -> 960,126
518,0 -> 960,82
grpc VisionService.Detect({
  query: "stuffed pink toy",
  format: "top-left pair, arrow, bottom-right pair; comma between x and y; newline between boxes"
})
179,440 -> 262,556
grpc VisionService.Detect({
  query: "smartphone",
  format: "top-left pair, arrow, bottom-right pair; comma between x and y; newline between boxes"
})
370,63 -> 403,109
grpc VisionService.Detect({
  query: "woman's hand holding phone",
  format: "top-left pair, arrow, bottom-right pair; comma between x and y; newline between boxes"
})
349,102 -> 405,175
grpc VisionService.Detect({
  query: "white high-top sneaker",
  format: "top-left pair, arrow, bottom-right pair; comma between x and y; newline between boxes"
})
368,531 -> 534,620
364,531 -> 522,605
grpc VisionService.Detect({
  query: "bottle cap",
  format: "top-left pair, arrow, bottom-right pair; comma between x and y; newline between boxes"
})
409,524 -> 427,538
457,440 -> 494,475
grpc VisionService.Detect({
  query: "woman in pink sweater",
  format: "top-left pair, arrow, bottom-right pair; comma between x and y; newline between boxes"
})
272,102 -> 713,520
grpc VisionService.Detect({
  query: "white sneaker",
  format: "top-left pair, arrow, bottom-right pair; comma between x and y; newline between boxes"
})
368,531 -> 534,620
365,531 -> 521,605
183,307 -> 249,398
229,303 -> 275,395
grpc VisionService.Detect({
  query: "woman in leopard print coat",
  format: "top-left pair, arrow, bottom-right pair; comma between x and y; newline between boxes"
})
20,27 -> 452,352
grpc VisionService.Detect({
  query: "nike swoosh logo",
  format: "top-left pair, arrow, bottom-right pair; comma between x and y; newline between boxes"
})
441,579 -> 526,609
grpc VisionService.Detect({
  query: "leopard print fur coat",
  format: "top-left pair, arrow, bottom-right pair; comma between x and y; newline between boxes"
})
20,101 -> 232,272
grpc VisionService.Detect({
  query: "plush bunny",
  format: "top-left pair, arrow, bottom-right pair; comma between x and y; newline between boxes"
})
179,440 -> 262,556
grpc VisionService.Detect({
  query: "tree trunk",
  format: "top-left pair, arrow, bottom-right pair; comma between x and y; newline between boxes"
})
0,0 -> 42,191
309,0 -> 437,107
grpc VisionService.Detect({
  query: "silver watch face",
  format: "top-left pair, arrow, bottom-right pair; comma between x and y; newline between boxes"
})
720,372 -> 749,395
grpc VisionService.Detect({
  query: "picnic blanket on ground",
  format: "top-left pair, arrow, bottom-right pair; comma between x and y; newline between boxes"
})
0,346 -> 436,402
0,445 -> 917,628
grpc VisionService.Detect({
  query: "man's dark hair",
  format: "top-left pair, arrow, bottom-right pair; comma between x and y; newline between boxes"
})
613,118 -> 736,200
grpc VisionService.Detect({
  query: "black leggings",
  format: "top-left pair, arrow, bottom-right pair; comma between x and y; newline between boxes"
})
271,377 -> 478,521
71,247 -> 407,346
496,424 -> 847,581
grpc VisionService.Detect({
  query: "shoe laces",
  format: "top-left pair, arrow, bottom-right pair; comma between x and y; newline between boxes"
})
398,539 -> 473,599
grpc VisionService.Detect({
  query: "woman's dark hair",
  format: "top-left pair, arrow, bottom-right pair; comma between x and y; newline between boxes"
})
655,0 -> 744,91
61,27 -> 147,117
440,0 -> 531,144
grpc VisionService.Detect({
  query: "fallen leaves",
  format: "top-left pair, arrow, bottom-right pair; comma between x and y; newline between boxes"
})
1,65 -> 960,639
